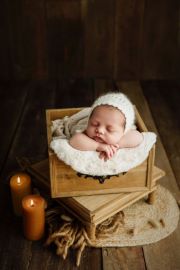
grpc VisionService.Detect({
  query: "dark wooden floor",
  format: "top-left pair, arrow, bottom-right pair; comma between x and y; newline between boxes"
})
0,80 -> 179,270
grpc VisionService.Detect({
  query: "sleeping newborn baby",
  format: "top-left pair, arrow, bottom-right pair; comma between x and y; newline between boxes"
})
70,92 -> 143,161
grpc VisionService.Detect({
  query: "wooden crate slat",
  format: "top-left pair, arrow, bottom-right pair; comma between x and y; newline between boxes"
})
24,158 -> 165,226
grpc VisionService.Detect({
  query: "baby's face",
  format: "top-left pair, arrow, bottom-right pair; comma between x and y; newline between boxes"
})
86,105 -> 125,145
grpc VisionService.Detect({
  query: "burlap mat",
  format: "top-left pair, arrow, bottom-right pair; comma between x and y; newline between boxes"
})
45,185 -> 179,265
94,185 -> 179,247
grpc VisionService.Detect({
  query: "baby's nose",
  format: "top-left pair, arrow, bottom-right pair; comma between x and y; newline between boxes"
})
96,126 -> 104,134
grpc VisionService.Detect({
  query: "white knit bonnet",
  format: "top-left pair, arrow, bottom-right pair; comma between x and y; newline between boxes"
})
91,92 -> 135,133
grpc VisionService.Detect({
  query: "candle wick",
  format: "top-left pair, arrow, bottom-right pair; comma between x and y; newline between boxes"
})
17,176 -> 21,184
30,200 -> 35,207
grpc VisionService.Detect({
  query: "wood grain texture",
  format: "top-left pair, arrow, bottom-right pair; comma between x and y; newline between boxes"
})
0,1 -> 179,79
54,78 -> 94,108
26,158 -> 163,227
0,0 -> 11,79
4,0 -> 48,79
140,0 -> 180,79
114,0 -> 145,79
83,0 -> 115,77
102,247 -> 146,270
0,81 -> 57,180
0,82 -> 29,174
0,79 -> 103,270
0,80 -> 179,269
6,0 -> 26,80
24,0 -> 48,79
46,0 -> 83,79
142,80 -> 180,189
116,81 -> 180,270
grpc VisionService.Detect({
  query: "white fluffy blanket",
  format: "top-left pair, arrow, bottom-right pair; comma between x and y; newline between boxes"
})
50,108 -> 156,176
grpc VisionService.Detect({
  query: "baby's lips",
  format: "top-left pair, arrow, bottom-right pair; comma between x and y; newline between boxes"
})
94,136 -> 104,143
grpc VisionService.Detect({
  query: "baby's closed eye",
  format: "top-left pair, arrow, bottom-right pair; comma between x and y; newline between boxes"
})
90,122 -> 98,127
107,127 -> 116,132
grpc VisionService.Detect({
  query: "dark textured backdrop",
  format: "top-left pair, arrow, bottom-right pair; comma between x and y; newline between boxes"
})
0,0 -> 179,80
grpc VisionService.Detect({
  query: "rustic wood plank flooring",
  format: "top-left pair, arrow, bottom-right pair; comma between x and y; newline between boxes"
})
0,80 -> 179,270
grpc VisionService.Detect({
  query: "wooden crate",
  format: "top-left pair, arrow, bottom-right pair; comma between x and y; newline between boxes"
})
46,107 -> 155,198
23,159 -> 165,240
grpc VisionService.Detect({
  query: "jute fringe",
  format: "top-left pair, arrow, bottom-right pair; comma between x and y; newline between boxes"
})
45,207 -> 169,266
45,209 -> 124,266
45,186 -> 179,267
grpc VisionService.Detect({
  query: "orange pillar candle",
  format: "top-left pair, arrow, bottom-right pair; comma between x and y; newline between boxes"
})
22,195 -> 45,241
10,173 -> 32,216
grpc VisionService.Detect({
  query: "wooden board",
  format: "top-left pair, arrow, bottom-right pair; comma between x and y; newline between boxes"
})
142,80 -> 180,188
0,79 -> 179,270
46,107 -> 156,197
116,80 -> 180,270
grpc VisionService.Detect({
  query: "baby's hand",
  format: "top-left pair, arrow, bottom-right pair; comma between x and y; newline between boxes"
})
97,144 -> 119,161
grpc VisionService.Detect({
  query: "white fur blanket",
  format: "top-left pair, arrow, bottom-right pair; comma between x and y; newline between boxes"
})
50,108 -> 156,176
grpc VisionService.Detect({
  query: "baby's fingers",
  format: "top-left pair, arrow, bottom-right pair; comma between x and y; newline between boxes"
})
99,152 -> 104,159
99,151 -> 107,161
110,145 -> 118,155
107,147 -> 114,158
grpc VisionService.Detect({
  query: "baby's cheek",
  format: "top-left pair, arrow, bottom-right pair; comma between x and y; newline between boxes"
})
110,133 -> 120,144
106,135 -> 114,144
86,127 -> 94,137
